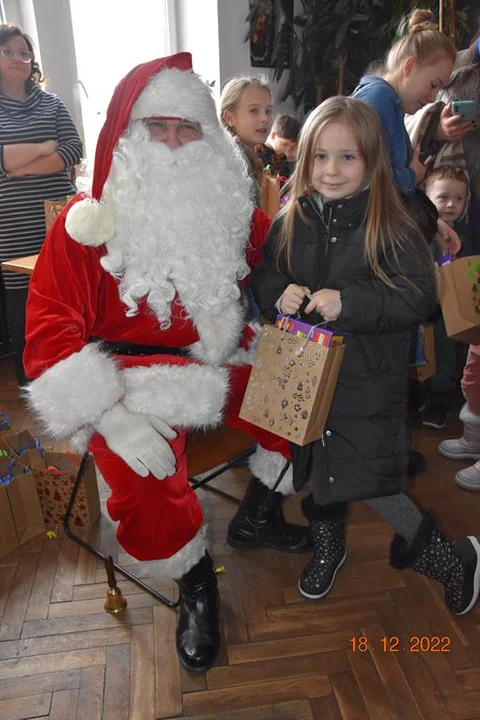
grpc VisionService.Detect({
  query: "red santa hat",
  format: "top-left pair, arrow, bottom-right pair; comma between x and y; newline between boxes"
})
66,52 -> 197,247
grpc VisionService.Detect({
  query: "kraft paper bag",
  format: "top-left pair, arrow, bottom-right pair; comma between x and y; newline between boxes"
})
410,324 -> 436,382
0,457 -> 45,554
439,256 -> 480,344
32,452 -> 100,529
261,171 -> 281,220
0,486 -> 19,560
44,195 -> 74,231
3,430 -> 46,470
239,324 -> 345,446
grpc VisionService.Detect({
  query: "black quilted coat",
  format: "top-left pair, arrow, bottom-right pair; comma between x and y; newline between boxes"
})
251,190 -> 437,505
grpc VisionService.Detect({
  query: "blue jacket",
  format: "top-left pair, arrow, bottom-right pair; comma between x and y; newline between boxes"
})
352,76 -> 416,195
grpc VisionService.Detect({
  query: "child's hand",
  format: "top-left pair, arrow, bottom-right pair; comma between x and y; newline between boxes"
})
437,219 -> 462,256
305,289 -> 342,321
279,284 -> 310,315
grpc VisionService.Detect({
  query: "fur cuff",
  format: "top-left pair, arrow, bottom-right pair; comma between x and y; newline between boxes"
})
132,525 -> 208,580
26,344 -> 124,438
301,494 -> 348,521
389,511 -> 436,570
122,363 -> 229,429
250,446 -> 294,495
460,403 -> 480,426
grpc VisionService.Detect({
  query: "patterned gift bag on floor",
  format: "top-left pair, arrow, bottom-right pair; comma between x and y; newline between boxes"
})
32,452 -> 100,529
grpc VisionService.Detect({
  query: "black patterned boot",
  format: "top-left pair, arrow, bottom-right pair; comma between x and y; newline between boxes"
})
227,475 -> 312,553
390,512 -> 480,615
298,496 -> 348,600
175,553 -> 220,673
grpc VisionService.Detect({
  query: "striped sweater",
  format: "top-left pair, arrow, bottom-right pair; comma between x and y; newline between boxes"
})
0,86 -> 83,290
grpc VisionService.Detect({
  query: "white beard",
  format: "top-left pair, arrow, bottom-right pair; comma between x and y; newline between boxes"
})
101,123 -> 254,331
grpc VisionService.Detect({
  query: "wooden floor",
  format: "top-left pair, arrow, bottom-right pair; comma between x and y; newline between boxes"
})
1,355 -> 480,720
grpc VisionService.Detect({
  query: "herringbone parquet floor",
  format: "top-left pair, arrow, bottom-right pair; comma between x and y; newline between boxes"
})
1,354 -> 480,719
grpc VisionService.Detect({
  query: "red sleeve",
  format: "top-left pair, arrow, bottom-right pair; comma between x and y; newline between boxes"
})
24,200 -> 103,380
241,207 -> 271,288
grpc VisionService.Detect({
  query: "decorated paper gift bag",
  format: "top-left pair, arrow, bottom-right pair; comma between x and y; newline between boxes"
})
44,195 -> 74,231
240,324 -> 344,446
261,171 -> 281,219
0,457 -> 45,557
439,256 -> 480,344
32,452 -> 100,528
3,430 -> 46,470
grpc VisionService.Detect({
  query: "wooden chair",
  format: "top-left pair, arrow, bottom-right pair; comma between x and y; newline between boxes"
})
63,427 -> 255,610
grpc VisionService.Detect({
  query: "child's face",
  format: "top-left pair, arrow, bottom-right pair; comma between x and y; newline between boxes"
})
269,131 -> 297,160
223,86 -> 273,146
426,177 -> 467,224
400,55 -> 453,115
311,120 -> 366,201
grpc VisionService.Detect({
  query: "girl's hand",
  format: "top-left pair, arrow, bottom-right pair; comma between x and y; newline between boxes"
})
279,284 -> 310,315
410,144 -> 431,185
435,104 -> 474,143
436,218 -> 462,256
305,289 -> 342,321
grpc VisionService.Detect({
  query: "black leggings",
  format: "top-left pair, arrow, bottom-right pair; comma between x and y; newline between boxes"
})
5,286 -> 29,385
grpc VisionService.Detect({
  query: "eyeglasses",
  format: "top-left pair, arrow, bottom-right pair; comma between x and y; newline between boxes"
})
141,116 -> 202,144
0,47 -> 33,63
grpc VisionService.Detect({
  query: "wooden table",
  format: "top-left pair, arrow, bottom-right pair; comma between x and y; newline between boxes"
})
1,255 -> 38,276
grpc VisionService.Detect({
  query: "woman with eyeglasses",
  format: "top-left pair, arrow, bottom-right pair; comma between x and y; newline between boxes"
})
0,24 -> 83,385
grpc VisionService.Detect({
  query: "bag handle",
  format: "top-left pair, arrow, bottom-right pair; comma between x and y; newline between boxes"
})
0,458 -> 28,486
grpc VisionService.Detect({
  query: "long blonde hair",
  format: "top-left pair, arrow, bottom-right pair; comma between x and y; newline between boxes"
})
386,8 -> 455,73
277,96 -> 431,288
220,75 -> 271,186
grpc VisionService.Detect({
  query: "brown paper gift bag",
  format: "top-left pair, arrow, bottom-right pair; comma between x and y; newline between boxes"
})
0,486 -> 19,559
261,171 -> 281,220
240,324 -> 345,446
32,452 -> 100,528
3,430 -> 46,470
439,256 -> 480,344
410,324 -> 436,382
0,457 -> 45,555
44,195 -> 74,231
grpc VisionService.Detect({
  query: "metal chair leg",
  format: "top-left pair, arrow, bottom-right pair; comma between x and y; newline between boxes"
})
63,452 -> 180,609
189,445 -> 255,503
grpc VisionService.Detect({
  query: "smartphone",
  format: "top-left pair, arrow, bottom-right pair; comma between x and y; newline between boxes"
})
452,100 -> 477,124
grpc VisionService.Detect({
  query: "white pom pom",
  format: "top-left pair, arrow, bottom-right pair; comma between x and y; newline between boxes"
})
65,198 -> 115,247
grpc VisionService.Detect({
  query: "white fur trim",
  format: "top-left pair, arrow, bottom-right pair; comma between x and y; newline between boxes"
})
249,446 -> 294,496
131,68 -> 218,131
189,302 -> 245,366
127,524 -> 208,579
460,403 -> 480,426
65,198 -> 115,247
26,344 -> 124,438
122,363 -> 229,429
226,322 -> 262,365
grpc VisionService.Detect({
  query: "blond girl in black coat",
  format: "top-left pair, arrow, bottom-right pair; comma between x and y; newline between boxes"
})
252,96 -> 480,615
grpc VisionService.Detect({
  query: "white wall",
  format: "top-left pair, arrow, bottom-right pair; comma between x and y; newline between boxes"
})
176,0 -> 220,96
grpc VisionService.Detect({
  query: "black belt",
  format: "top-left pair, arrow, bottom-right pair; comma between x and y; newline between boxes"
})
90,337 -> 190,357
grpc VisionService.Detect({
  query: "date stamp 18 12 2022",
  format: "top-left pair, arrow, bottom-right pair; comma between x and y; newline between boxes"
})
350,636 -> 451,653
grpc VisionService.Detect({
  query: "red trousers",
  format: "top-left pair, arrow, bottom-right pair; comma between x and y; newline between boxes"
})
88,364 -> 289,561
461,344 -> 480,416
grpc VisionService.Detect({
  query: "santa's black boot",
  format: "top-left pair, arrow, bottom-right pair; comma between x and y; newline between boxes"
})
298,495 -> 348,599
175,553 -> 220,673
227,476 -> 312,553
390,512 -> 480,615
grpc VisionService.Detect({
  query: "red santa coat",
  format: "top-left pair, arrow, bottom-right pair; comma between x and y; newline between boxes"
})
24,200 -> 288,562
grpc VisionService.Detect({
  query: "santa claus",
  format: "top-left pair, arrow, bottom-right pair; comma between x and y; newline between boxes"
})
23,53 -> 310,674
